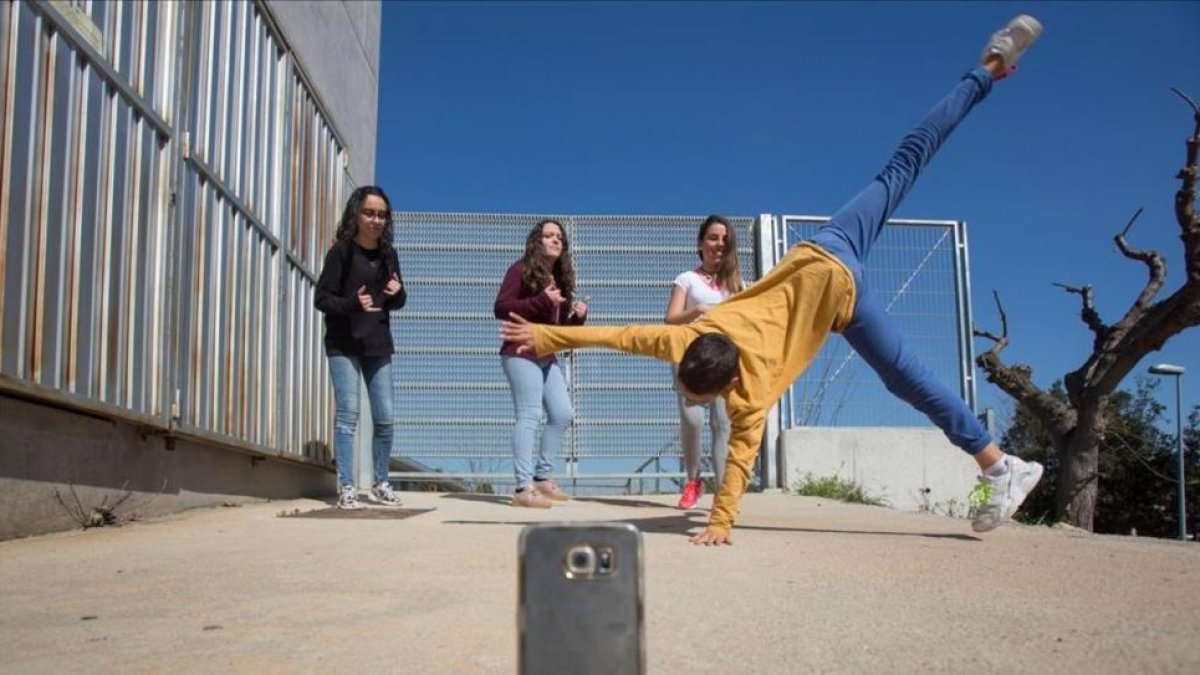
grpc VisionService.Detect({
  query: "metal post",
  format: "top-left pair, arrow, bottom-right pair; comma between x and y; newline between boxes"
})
1148,364 -> 1187,541
1173,374 -> 1186,541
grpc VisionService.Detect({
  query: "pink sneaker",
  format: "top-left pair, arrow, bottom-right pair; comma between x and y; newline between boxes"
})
511,488 -> 552,509
533,478 -> 569,502
677,479 -> 703,510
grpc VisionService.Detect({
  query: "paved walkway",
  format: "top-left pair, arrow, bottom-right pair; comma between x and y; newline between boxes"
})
1,492 -> 1197,674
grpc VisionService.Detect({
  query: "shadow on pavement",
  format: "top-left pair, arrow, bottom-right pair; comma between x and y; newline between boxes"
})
571,497 -> 678,509
439,493 -> 512,505
442,514 -> 981,541
279,507 -> 437,520
445,513 -> 706,535
735,523 -> 981,541
439,494 -> 680,510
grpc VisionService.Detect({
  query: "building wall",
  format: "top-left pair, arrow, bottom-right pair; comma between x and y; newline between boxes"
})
266,0 -> 381,186
0,0 -> 380,539
0,395 -> 334,541
781,427 -> 980,515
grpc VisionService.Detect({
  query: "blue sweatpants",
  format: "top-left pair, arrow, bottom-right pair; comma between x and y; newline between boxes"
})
808,67 -> 994,454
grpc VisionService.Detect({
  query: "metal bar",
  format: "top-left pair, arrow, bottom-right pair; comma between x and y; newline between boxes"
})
183,152 -> 281,252
26,0 -> 171,139
1,373 -> 160,428
251,0 -> 349,159
394,383 -> 509,391
782,214 -> 959,228
388,472 -> 694,481
0,0 -> 16,356
955,220 -> 977,411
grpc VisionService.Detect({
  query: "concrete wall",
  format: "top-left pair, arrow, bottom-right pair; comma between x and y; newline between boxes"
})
266,0 -> 381,186
0,396 -> 335,541
781,427 -> 979,517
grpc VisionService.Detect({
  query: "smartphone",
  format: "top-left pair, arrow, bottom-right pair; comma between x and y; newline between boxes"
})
517,522 -> 644,675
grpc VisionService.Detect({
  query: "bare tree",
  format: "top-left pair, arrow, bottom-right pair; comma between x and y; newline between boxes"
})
974,91 -> 1200,530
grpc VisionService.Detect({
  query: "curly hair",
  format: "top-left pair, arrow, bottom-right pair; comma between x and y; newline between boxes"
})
334,185 -> 394,249
697,215 -> 744,294
520,219 -> 575,305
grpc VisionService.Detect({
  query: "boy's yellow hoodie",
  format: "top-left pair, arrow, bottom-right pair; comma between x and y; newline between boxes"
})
531,242 -> 856,534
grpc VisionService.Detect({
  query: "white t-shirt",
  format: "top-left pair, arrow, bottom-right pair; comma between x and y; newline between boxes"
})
673,269 -> 734,310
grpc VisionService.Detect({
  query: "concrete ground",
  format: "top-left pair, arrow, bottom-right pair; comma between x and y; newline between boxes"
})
0,491 -> 1197,674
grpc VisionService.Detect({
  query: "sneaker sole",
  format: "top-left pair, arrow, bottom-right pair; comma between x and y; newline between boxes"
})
1000,15 -> 1043,65
366,495 -> 404,507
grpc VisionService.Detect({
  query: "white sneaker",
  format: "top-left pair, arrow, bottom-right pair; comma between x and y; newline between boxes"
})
368,481 -> 403,507
337,484 -> 364,510
970,456 -> 1044,533
981,15 -> 1043,69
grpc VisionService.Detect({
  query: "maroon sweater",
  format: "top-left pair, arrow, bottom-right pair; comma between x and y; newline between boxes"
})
494,261 -> 586,365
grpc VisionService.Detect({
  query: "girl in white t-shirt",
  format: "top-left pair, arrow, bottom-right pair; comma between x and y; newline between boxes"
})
664,215 -> 746,509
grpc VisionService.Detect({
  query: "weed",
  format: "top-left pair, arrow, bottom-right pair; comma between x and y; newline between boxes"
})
791,473 -> 886,506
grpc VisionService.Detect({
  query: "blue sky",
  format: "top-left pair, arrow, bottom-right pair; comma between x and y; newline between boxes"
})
376,2 -> 1199,432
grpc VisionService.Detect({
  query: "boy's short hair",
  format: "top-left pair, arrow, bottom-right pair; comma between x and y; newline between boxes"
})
678,333 -> 740,395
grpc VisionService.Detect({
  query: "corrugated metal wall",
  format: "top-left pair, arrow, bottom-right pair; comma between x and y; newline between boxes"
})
2,0 -> 176,424
1,0 -> 347,463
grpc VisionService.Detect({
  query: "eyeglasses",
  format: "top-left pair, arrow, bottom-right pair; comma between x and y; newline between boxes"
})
359,209 -> 389,221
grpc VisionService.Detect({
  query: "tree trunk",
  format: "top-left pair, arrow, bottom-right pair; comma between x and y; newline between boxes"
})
1054,412 -> 1103,530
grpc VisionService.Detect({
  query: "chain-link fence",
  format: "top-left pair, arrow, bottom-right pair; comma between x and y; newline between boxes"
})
388,212 -> 975,486
780,216 -> 976,430
389,212 -> 758,484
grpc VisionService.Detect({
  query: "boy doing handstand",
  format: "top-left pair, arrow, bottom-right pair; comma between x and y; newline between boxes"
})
501,16 -> 1046,545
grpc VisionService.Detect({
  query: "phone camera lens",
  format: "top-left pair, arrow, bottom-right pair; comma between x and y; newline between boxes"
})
565,545 -> 595,577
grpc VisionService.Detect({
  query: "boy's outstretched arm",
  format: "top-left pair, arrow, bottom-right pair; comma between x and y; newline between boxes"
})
500,313 -> 699,362
688,408 -> 766,546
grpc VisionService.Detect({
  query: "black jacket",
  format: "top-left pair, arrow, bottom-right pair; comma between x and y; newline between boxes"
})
314,240 -> 407,356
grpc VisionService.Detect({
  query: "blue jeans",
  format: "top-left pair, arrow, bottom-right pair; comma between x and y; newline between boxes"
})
809,67 -> 994,454
328,354 -> 394,487
501,356 -> 572,490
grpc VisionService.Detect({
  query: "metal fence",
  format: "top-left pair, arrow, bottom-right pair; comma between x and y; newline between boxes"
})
1,0 -> 347,463
389,213 -> 975,486
389,212 -> 760,482
779,216 -> 976,430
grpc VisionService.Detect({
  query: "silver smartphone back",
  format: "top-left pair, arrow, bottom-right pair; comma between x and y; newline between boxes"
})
517,522 -> 644,675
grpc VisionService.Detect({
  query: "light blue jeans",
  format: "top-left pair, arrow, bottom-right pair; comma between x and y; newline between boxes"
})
328,354 -> 394,487
809,67 -> 995,454
501,356 -> 572,490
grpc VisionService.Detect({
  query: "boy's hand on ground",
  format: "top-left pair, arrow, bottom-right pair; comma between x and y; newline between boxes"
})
499,313 -> 536,354
689,529 -> 732,546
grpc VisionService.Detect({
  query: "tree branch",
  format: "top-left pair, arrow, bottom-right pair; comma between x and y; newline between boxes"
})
1052,282 -> 1107,348
1112,208 -> 1168,328
1073,93 -> 1200,396
972,290 -> 1009,352
1170,87 -> 1200,286
973,291 -> 1077,435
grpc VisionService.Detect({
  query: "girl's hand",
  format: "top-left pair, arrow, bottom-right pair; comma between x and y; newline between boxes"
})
383,273 -> 403,296
357,285 -> 381,312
